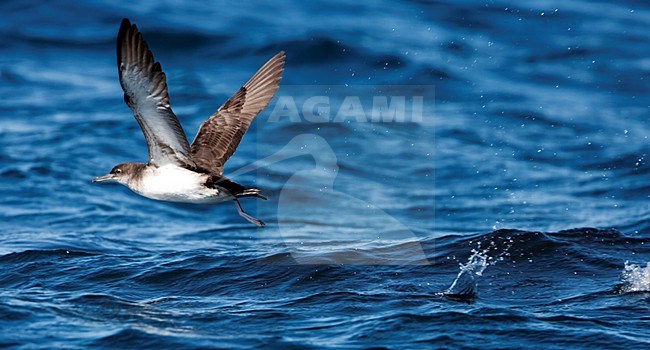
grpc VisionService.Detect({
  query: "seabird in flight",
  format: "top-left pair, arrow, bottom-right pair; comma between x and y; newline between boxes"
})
93,18 -> 285,227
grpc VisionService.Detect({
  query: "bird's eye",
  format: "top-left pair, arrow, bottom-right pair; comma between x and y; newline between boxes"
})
115,169 -> 122,174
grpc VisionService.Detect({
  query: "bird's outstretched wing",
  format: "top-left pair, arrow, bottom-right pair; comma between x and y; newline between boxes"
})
117,18 -> 194,168
190,51 -> 285,174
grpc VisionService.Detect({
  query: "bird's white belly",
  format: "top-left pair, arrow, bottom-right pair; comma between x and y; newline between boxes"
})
132,165 -> 229,204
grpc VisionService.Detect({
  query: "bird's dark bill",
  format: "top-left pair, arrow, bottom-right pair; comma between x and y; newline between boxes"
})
92,174 -> 115,183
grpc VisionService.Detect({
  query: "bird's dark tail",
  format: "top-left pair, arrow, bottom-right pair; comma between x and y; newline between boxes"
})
207,175 -> 268,200
207,175 -> 267,227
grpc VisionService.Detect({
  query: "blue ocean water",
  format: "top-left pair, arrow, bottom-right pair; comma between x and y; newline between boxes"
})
1,0 -> 649,348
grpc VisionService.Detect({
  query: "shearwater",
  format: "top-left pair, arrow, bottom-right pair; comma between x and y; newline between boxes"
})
93,18 -> 285,227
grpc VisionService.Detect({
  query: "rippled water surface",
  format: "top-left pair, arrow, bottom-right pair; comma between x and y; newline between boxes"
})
1,0 -> 649,348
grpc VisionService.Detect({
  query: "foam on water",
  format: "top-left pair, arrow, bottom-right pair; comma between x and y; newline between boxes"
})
620,261 -> 650,293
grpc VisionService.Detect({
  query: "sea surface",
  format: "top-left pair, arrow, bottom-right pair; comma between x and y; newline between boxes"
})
1,0 -> 649,348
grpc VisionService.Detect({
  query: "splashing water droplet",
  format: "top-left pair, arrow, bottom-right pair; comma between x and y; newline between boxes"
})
442,234 -> 516,300
444,249 -> 490,299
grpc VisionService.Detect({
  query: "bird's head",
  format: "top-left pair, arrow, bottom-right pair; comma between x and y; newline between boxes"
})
92,162 -> 143,185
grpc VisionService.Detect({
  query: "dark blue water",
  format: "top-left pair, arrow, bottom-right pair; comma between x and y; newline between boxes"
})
1,0 -> 649,348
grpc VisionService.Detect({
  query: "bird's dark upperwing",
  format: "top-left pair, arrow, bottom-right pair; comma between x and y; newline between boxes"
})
117,18 -> 194,168
190,51 -> 285,175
